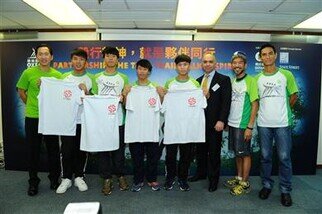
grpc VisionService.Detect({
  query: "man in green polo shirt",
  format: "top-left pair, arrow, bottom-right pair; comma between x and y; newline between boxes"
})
16,44 -> 62,196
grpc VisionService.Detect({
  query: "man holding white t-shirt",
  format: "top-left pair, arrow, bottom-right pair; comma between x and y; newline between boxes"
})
92,46 -> 130,195
162,54 -> 206,192
56,48 -> 93,194
124,59 -> 165,192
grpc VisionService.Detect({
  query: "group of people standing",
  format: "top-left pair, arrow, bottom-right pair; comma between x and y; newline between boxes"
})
16,42 -> 297,207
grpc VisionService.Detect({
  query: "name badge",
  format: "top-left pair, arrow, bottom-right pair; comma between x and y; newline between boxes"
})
212,83 -> 220,92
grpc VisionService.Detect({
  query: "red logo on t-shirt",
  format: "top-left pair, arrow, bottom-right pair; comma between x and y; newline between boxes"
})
148,97 -> 157,107
188,97 -> 196,106
63,89 -> 72,100
108,104 -> 117,114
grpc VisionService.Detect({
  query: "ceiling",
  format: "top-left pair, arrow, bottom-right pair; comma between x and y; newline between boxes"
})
0,0 -> 321,33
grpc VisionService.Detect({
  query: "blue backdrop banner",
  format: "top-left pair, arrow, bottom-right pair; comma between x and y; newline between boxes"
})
1,41 -> 321,175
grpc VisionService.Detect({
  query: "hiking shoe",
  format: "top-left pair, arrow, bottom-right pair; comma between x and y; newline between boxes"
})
281,193 -> 292,207
131,182 -> 144,192
230,181 -> 250,196
56,178 -> 72,194
178,180 -> 190,191
148,182 -> 161,191
223,177 -> 240,188
102,179 -> 113,195
163,179 -> 175,191
118,176 -> 129,191
74,177 -> 88,192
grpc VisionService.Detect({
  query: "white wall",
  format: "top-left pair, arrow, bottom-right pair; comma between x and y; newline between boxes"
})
318,58 -> 322,165
0,49 -> 2,145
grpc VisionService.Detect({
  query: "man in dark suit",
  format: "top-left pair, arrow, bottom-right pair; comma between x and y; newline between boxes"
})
188,53 -> 231,192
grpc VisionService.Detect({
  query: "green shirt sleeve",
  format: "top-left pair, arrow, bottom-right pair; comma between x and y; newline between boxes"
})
16,69 -> 30,90
246,76 -> 259,102
285,71 -> 298,95
119,72 -> 129,87
91,73 -> 99,95
52,69 -> 63,79
151,81 -> 159,87
164,79 -> 172,89
190,77 -> 201,88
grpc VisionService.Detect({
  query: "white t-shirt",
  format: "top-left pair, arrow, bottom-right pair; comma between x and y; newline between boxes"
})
228,75 -> 258,129
63,71 -> 93,124
92,71 -> 129,126
125,86 -> 161,143
38,77 -> 82,136
80,95 -> 120,152
255,68 -> 298,127
161,89 -> 207,144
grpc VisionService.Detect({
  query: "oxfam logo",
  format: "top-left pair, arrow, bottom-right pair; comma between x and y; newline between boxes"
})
27,48 -> 38,68
255,52 -> 261,62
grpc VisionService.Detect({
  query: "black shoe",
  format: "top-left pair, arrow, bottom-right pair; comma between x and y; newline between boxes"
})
208,181 -> 218,192
163,179 -> 175,191
178,180 -> 190,191
50,180 -> 60,190
188,175 -> 207,182
281,193 -> 292,207
28,184 -> 38,196
208,185 -> 217,192
259,187 -> 271,200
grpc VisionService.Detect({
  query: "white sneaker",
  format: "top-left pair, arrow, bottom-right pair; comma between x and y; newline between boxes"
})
56,178 -> 72,194
74,177 -> 88,192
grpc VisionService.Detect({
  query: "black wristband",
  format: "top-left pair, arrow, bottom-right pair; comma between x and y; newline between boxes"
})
247,126 -> 253,130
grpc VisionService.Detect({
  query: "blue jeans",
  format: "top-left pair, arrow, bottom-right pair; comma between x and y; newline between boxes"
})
258,126 -> 292,193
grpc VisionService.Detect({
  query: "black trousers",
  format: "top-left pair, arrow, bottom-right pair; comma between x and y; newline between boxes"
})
25,117 -> 61,186
129,142 -> 160,184
165,143 -> 192,181
194,127 -> 222,185
99,126 -> 126,179
60,124 -> 87,179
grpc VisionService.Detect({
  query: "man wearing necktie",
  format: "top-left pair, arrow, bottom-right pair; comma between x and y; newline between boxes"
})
188,53 -> 232,192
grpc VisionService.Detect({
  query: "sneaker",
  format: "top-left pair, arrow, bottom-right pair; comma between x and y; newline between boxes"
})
131,182 -> 144,192
56,178 -> 72,194
230,181 -> 250,196
258,187 -> 272,200
118,176 -> 129,191
50,180 -> 60,190
164,179 -> 175,191
178,180 -> 190,191
223,177 -> 240,188
28,184 -> 38,196
102,179 -> 113,196
147,182 -> 161,191
74,177 -> 88,192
